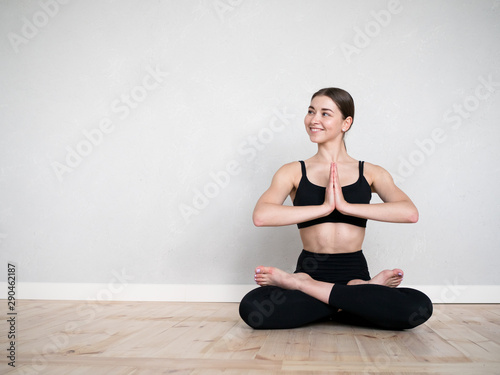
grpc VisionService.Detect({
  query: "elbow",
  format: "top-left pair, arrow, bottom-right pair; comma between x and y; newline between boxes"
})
252,211 -> 266,227
407,208 -> 419,223
253,202 -> 271,227
253,217 -> 265,227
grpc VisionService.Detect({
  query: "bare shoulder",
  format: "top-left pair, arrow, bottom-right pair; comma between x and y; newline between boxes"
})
277,160 -> 301,173
363,162 -> 397,191
257,161 -> 302,205
363,161 -> 409,201
272,161 -> 302,187
363,162 -> 392,182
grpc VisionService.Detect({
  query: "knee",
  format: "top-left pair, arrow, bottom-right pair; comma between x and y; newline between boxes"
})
405,291 -> 433,329
239,287 -> 287,329
239,297 -> 266,329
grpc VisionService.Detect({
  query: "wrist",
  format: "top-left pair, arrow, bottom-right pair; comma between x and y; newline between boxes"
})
336,201 -> 350,215
320,202 -> 335,217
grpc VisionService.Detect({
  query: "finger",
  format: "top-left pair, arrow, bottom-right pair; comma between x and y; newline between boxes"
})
324,163 -> 336,211
332,162 -> 340,189
333,163 -> 344,202
330,162 -> 335,187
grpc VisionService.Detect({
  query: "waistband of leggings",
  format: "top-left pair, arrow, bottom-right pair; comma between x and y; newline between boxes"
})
300,249 -> 364,258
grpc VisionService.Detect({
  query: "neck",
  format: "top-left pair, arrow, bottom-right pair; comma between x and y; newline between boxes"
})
315,141 -> 349,163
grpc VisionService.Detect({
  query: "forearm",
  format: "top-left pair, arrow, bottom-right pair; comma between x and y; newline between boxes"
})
253,202 -> 330,227
339,201 -> 419,223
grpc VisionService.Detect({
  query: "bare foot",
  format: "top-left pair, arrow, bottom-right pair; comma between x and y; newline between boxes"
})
254,266 -> 312,290
347,269 -> 404,288
254,267 -> 336,305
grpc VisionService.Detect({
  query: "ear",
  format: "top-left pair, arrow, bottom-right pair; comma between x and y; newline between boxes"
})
342,116 -> 353,132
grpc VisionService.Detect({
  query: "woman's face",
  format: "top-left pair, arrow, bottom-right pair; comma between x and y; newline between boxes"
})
304,95 -> 350,144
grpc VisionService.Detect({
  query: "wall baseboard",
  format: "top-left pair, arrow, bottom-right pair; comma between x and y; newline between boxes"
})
2,283 -> 500,303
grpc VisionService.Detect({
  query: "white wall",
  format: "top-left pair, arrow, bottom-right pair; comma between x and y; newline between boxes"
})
1,0 -> 499,300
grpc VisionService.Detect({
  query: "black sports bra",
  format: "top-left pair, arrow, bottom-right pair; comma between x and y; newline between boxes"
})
293,160 -> 372,228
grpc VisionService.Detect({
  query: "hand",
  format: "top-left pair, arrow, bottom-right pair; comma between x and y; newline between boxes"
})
332,162 -> 349,214
323,162 -> 348,215
323,162 -> 336,213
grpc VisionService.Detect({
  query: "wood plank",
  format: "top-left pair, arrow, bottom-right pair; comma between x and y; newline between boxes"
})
1,301 -> 499,374
281,360 -> 500,374
202,321 -> 269,360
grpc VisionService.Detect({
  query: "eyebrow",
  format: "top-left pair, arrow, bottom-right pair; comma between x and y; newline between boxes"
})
309,106 -> 334,112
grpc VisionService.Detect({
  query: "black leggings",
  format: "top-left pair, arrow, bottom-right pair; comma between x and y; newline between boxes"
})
239,250 -> 433,330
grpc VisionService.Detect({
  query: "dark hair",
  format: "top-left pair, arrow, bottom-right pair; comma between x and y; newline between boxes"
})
311,87 -> 355,126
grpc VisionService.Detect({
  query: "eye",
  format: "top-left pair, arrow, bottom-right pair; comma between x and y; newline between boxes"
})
322,112 -> 330,117
307,109 -> 314,115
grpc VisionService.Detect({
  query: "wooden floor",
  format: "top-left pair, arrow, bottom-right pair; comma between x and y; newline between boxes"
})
1,300 -> 500,374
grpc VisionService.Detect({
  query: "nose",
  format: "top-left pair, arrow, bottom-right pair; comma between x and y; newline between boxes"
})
311,112 -> 322,124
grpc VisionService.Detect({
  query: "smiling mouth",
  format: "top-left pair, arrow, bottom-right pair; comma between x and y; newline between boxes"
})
309,127 -> 323,132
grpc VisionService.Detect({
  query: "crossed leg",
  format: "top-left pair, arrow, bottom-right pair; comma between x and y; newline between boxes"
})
248,265 -> 432,330
254,265 -> 404,304
254,266 -> 333,304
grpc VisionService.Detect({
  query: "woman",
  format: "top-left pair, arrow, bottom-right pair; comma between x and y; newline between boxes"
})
239,88 -> 433,330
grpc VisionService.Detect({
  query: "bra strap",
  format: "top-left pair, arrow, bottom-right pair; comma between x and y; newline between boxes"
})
299,160 -> 306,177
359,161 -> 364,180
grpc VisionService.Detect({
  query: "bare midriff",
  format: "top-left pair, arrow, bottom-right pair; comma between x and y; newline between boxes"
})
299,222 -> 365,254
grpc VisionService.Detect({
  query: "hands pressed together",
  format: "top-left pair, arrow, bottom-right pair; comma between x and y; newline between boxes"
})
323,162 -> 349,215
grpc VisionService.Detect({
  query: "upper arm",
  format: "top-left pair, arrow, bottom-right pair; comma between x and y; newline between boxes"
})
255,162 -> 299,206
368,163 -> 413,204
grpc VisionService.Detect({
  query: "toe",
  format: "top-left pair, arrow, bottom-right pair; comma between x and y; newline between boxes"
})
258,266 -> 274,274
255,266 -> 265,274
